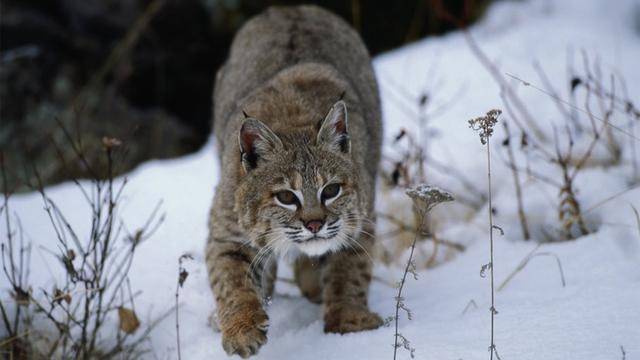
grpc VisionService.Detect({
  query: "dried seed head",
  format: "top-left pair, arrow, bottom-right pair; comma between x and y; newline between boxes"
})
468,109 -> 502,145
405,184 -> 454,214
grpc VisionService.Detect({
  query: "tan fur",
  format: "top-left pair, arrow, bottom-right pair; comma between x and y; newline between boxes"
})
206,5 -> 382,357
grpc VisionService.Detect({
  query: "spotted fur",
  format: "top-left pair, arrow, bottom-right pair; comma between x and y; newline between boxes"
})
206,5 -> 382,357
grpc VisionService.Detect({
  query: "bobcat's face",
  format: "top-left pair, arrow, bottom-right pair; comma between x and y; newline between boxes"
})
234,101 -> 363,256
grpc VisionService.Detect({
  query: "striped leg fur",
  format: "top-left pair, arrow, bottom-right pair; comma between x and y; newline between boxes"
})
206,238 -> 276,358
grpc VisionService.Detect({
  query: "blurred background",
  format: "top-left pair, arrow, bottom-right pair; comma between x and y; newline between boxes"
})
0,0 -> 492,192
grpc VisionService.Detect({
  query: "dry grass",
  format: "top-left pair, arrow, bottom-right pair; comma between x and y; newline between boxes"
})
1,125 -> 166,359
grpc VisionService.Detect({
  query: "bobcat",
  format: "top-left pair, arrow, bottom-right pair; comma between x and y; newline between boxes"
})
205,5 -> 382,357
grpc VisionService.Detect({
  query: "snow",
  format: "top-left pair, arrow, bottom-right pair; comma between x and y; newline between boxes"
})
2,0 -> 640,359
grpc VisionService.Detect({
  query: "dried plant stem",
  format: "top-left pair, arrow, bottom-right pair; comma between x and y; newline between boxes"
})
631,206 -> 640,240
631,125 -> 638,180
83,0 -> 166,95
350,0 -> 361,32
559,170 -> 588,237
1,123 -> 164,358
498,243 -> 566,292
464,35 -> 545,141
0,300 -> 11,336
503,122 -> 531,240
461,299 -> 478,315
486,135 -> 497,360
430,0 -> 543,142
425,231 -> 440,268
0,330 -> 31,348
175,254 -> 192,360
469,110 -> 501,359
392,186 -> 454,359
498,244 -> 539,293
393,213 -> 424,360
505,72 -> 640,142
377,212 -> 466,251
175,284 -> 182,360
1,151 -> 31,349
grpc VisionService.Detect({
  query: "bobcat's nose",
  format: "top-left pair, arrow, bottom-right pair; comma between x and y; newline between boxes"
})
304,219 -> 325,233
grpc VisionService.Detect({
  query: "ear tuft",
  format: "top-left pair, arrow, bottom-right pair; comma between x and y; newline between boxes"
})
238,118 -> 282,172
317,100 -> 350,153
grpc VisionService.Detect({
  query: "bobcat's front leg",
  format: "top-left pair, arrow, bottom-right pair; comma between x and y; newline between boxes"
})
206,240 -> 270,358
322,225 -> 383,333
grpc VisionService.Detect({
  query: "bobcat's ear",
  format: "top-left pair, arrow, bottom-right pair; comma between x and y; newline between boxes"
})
317,100 -> 350,153
238,118 -> 282,172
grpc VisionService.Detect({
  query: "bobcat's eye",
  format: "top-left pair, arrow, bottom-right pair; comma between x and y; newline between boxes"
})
275,191 -> 299,206
321,183 -> 341,202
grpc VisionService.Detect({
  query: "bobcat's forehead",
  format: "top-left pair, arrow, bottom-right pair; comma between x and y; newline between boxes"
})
292,171 -> 303,189
284,169 -> 326,191
315,171 -> 324,187
274,141 -> 345,189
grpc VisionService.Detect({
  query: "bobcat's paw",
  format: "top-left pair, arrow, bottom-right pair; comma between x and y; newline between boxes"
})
220,307 -> 269,358
324,304 -> 383,334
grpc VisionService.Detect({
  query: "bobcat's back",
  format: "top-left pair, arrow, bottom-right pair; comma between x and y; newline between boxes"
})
213,5 -> 381,168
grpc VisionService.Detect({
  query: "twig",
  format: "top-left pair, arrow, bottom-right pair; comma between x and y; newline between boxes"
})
487,124 -> 497,360
631,205 -> 640,240
505,72 -> 639,142
377,212 -> 466,251
175,254 -> 193,360
79,0 -> 166,99
461,299 -> 478,315
583,184 -> 640,214
392,213 -> 423,360
498,244 -> 566,291
0,330 -> 31,348
503,121 -> 531,240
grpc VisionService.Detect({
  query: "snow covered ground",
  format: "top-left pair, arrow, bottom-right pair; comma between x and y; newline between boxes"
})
3,0 -> 640,359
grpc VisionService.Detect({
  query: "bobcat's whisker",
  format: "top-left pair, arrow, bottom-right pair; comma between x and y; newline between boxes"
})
246,232 -> 280,287
338,231 -> 374,264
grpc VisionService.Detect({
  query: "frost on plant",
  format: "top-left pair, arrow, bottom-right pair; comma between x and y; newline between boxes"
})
393,184 -> 454,360
405,184 -> 455,215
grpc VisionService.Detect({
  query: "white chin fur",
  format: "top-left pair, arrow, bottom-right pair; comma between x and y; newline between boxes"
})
296,237 -> 343,256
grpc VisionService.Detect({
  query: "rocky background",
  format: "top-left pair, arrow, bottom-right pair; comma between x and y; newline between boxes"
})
0,0 -> 490,192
